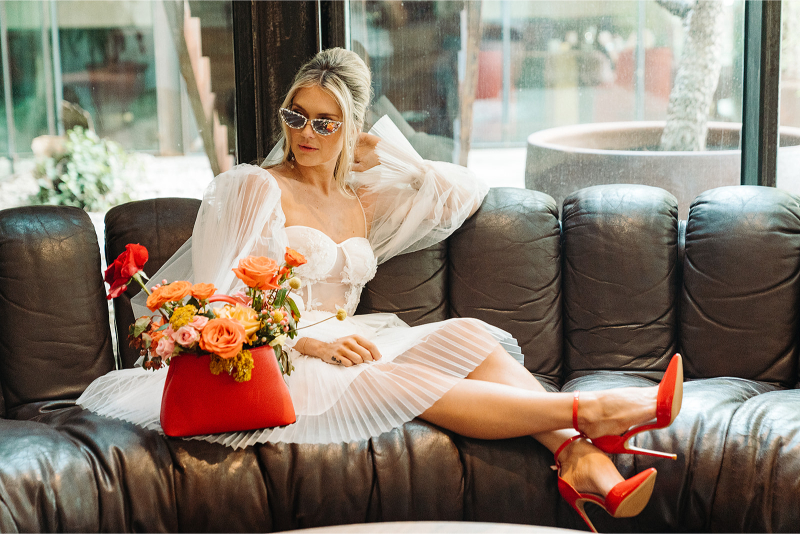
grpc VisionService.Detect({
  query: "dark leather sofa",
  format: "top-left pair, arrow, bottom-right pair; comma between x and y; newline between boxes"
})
1,183 -> 799,532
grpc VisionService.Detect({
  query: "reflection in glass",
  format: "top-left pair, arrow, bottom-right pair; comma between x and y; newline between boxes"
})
0,0 -> 236,209
349,0 -> 746,207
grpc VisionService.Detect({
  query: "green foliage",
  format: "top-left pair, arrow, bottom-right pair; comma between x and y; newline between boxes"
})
30,127 -> 133,211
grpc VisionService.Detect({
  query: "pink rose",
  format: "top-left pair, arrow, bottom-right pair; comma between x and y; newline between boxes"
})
173,326 -> 200,348
155,337 -> 175,357
189,315 -> 208,330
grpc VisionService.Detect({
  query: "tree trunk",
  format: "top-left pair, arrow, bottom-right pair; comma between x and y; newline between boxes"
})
660,0 -> 725,151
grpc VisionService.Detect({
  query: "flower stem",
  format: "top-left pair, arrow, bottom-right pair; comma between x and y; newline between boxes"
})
131,272 -> 151,296
295,315 -> 336,330
131,272 -> 168,320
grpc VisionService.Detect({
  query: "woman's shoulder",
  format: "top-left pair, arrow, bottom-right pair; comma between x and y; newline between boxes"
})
212,163 -> 284,189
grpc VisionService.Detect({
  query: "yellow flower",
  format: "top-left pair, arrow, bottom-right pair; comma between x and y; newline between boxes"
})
208,350 -> 254,382
232,350 -> 254,382
336,308 -> 347,321
216,304 -> 261,339
170,304 -> 197,329
272,311 -> 284,322
288,277 -> 301,290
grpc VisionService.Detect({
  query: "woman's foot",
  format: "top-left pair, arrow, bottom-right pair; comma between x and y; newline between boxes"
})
555,437 -> 658,533
576,386 -> 659,440
557,437 -> 625,497
574,354 -> 684,460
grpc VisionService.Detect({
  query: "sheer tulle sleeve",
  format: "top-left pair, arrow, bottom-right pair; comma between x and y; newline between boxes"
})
131,164 -> 287,317
351,116 -> 489,264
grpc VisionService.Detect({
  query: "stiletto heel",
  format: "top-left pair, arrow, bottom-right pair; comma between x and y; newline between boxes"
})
575,354 -> 684,460
554,436 -> 657,533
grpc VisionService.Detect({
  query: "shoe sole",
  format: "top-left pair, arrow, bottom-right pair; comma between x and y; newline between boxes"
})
613,470 -> 657,518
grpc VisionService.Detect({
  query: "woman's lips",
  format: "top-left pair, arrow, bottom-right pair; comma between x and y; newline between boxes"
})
297,144 -> 317,152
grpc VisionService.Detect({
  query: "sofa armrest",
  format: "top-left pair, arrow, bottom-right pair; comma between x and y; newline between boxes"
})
0,206 -> 114,413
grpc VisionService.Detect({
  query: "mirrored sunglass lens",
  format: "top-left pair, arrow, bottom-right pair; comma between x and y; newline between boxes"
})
281,109 -> 306,128
314,121 -> 339,135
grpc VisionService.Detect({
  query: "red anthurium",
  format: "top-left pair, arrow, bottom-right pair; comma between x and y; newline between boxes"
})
104,243 -> 149,300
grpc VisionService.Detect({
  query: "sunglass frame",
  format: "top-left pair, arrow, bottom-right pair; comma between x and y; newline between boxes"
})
279,108 -> 343,136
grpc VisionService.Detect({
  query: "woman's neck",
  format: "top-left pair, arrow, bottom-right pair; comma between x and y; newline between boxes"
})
291,161 -> 337,195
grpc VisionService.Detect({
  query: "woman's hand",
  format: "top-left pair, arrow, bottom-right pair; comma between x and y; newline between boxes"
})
352,132 -> 381,173
299,335 -> 382,366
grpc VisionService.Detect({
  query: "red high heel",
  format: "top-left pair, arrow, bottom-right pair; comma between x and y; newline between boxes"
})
554,435 -> 657,533
575,354 -> 684,460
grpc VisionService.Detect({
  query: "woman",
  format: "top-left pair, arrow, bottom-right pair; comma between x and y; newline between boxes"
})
79,48 -> 682,532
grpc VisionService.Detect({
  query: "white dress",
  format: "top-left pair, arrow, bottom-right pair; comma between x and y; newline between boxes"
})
77,117 -> 524,449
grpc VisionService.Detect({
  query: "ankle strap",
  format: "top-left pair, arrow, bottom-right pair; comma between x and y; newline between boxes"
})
553,434 -> 582,470
572,390 -> 581,433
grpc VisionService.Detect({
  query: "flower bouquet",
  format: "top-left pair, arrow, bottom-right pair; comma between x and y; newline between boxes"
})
103,243 -> 333,437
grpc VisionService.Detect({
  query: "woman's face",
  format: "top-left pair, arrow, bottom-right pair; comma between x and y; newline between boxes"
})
288,85 -> 345,170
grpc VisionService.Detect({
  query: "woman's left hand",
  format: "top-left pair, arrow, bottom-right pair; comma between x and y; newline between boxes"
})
352,132 -> 381,172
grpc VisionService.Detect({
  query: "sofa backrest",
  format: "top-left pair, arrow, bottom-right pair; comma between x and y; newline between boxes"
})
561,184 -> 800,389
448,187 -> 563,387
4,184 -> 798,416
104,198 -> 201,369
0,206 -> 115,415
561,185 -> 680,382
680,186 -> 800,388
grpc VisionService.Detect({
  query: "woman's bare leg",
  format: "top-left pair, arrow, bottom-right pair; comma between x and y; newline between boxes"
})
420,346 -> 658,441
419,345 -> 659,496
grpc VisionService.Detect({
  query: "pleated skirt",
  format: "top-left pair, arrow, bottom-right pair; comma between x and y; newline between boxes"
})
76,312 -> 523,449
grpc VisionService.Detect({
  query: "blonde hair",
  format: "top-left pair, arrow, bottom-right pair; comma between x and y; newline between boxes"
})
271,48 -> 371,194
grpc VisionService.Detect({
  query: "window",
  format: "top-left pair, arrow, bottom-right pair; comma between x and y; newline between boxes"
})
348,0 -> 753,217
0,0 -> 236,210
777,0 -> 800,196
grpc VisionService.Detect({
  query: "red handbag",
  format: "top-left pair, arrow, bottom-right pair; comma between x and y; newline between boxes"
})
160,344 -> 296,437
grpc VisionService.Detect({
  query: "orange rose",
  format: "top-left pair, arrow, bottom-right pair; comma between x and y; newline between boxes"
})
190,283 -> 216,300
199,318 -> 246,359
146,281 -> 192,311
232,256 -> 280,290
146,288 -> 169,311
284,247 -> 307,267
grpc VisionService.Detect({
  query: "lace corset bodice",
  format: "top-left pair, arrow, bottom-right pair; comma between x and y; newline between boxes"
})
285,226 -> 377,316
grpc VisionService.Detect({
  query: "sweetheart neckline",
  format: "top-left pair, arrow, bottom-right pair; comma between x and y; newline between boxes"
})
285,225 -> 370,247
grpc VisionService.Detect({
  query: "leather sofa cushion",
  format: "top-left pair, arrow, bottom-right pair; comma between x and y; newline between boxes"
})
561,185 -> 679,380
356,241 -> 448,326
714,389 -> 800,531
0,207 -> 114,411
681,186 -> 800,386
449,187 -> 562,385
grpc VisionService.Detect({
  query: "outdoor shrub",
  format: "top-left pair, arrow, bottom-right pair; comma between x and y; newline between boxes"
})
30,127 -> 133,211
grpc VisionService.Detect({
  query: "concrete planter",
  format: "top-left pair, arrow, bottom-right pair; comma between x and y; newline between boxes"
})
525,121 -> 800,217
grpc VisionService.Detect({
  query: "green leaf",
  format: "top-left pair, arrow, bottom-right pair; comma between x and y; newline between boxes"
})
142,333 -> 152,349
286,297 -> 300,320
155,323 -> 169,332
132,316 -> 151,338
273,288 -> 288,307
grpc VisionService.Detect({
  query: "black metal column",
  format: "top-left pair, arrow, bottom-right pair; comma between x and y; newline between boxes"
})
741,0 -> 782,187
233,1 -> 320,165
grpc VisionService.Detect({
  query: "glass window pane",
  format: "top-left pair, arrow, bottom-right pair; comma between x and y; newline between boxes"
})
0,0 -> 236,212
777,0 -> 800,195
350,0 -> 745,218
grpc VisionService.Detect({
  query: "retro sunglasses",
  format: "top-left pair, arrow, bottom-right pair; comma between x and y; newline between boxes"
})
279,108 -> 343,136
